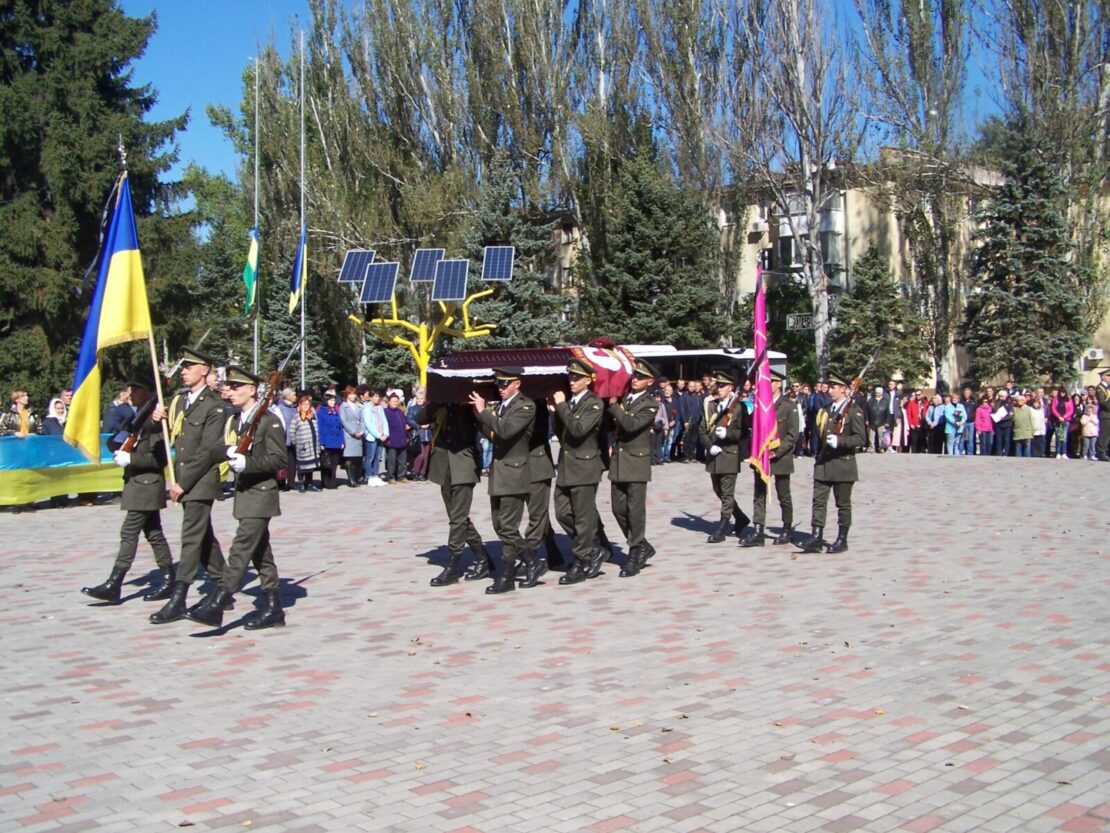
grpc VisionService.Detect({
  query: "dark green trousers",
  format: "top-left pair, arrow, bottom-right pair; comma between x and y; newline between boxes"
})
221,517 -> 280,593
611,481 -> 647,548
177,499 -> 225,585
490,494 -> 527,560
554,483 -> 599,563
811,480 -> 853,529
113,510 -> 173,573
752,473 -> 792,527
711,472 -> 738,520
440,482 -> 483,554
524,480 -> 552,551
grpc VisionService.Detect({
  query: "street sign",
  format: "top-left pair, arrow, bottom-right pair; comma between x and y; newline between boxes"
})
786,313 -> 813,331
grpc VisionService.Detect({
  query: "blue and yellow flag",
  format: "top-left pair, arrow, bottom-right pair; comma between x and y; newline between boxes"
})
288,225 -> 307,315
242,227 -> 259,316
64,173 -> 152,461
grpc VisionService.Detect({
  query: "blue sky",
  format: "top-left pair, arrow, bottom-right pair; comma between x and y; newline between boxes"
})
122,0 -> 308,179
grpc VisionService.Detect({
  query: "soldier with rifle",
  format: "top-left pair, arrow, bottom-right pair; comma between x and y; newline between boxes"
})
697,370 -> 751,543
799,369 -> 868,554
81,371 -> 175,604
186,365 -> 288,630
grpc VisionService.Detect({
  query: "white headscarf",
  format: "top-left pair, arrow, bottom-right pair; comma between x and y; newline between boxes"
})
47,398 -> 67,425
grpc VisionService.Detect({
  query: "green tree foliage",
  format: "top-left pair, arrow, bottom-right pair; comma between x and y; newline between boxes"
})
962,115 -> 1091,385
736,275 -> 820,384
0,0 -> 188,405
828,245 -> 930,386
573,150 -> 726,347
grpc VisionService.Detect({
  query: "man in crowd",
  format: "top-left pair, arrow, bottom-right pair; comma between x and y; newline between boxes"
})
885,380 -> 901,451
698,370 -> 750,544
800,372 -> 867,554
1096,368 -> 1110,461
864,386 -> 887,452
741,368 -> 797,548
102,387 -> 134,435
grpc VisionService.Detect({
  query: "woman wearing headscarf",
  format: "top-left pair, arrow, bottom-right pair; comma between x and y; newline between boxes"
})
286,394 -> 321,492
42,398 -> 67,435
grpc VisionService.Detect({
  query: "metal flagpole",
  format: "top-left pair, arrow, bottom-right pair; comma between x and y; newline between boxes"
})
299,30 -> 306,390
252,56 -> 260,374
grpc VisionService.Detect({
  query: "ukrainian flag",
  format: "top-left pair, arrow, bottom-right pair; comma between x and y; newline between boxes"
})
243,227 -> 259,315
64,173 -> 152,461
288,225 -> 306,315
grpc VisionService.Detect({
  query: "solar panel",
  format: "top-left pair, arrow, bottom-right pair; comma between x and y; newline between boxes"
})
482,246 -> 515,281
338,249 -> 376,283
359,262 -> 400,304
431,259 -> 469,302
409,248 -> 445,283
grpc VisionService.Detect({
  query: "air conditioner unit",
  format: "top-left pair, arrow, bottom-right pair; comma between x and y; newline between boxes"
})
1085,347 -> 1104,363
750,219 -> 767,234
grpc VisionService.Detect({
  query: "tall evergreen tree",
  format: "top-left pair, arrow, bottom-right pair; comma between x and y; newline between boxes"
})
962,114 -> 1091,385
573,149 -> 726,347
0,1 -> 188,404
828,245 -> 931,386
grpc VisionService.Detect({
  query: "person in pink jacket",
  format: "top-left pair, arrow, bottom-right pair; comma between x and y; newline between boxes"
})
1049,388 -> 1074,459
974,396 -> 995,456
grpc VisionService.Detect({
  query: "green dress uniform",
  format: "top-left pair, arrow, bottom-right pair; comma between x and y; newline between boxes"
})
475,377 -> 540,593
415,402 -> 490,585
745,393 -> 799,546
608,386 -> 659,575
149,373 -> 228,624
524,406 -> 557,556
1096,374 -> 1110,460
553,388 -> 604,580
803,394 -> 867,552
697,388 -> 750,542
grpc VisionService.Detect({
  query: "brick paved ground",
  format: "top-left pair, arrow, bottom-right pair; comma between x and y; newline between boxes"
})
1,454 -> 1108,833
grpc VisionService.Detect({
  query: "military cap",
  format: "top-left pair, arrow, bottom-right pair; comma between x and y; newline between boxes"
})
180,346 -> 218,367
566,357 -> 594,378
224,365 -> 263,387
492,365 -> 525,382
711,369 -> 736,387
127,370 -> 157,390
769,367 -> 787,382
1100,367 -> 1110,376
632,358 -> 660,379
826,371 -> 851,387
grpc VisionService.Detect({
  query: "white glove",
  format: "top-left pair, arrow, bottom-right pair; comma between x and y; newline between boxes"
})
826,434 -> 839,449
709,444 -> 722,456
227,451 -> 247,473
226,445 -> 238,457
112,450 -> 131,468
714,425 -> 727,439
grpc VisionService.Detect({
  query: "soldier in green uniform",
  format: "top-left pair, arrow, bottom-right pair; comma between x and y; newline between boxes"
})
524,404 -> 557,576
1096,368 -> 1110,461
549,357 -> 605,585
410,400 -> 492,586
607,358 -> 660,577
149,346 -> 227,624
697,370 -> 751,543
81,372 -> 175,604
799,372 -> 867,554
741,368 -> 798,547
471,366 -> 543,594
185,366 -> 287,630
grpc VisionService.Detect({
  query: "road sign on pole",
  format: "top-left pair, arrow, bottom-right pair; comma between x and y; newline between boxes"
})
786,313 -> 813,331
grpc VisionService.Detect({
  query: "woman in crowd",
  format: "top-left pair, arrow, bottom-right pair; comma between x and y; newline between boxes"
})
316,392 -> 344,489
975,395 -> 994,456
407,386 -> 432,482
382,393 -> 409,483
1050,388 -> 1073,459
925,394 -> 945,454
287,393 -> 321,492
1069,392 -> 1086,458
339,386 -> 364,486
41,398 -> 67,435
1028,391 -> 1047,458
1011,393 -> 1033,457
0,389 -> 42,437
1080,403 -> 1100,460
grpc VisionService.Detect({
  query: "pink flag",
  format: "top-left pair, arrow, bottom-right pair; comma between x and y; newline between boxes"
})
748,266 -> 779,484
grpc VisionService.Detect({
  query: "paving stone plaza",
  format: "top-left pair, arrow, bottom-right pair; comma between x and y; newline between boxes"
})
1,454 -> 1108,833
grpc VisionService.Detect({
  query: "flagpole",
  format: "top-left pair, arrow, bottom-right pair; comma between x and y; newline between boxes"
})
299,29 -> 306,391
252,56 -> 260,374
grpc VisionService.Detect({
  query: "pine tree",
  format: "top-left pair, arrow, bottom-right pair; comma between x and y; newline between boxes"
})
0,1 -> 187,404
962,114 -> 1091,385
573,149 -> 726,347
828,245 -> 931,387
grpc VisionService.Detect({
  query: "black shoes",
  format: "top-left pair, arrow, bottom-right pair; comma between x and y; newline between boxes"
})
149,581 -> 189,624
486,557 -> 516,594
825,529 -> 849,553
798,527 -> 825,554
558,560 -> 586,585
583,545 -> 607,579
518,550 -> 547,588
185,588 -> 230,628
619,546 -> 643,577
640,542 -> 656,562
431,553 -> 463,587
244,591 -> 285,629
464,543 -> 494,581
82,568 -> 127,604
739,524 -> 765,547
707,519 -> 729,544
143,566 -> 175,601
772,526 -> 793,546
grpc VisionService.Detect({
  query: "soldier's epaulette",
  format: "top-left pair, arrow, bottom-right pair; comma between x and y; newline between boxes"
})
589,403 -> 600,410
521,403 -> 533,411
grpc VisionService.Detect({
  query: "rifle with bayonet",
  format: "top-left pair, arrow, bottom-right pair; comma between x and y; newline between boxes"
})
235,339 -> 302,455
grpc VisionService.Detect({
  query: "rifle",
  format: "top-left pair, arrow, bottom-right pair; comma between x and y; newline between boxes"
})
830,349 -> 880,438
234,339 -> 302,455
119,397 -> 158,453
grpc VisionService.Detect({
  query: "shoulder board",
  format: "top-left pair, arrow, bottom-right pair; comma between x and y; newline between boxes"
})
521,403 -> 533,411
589,403 -> 600,410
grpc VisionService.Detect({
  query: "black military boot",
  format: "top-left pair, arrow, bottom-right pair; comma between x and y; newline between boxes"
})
559,558 -> 587,585
640,541 -> 656,563
82,568 -> 128,604
734,509 -> 751,539
772,525 -> 794,546
798,526 -> 825,554
149,581 -> 189,624
518,549 -> 547,588
740,524 -> 765,547
486,556 -> 516,594
431,552 -> 463,586
825,528 -> 849,554
464,542 -> 494,581
619,546 -> 642,577
244,591 -> 286,630
707,517 -> 729,543
584,544 -> 607,579
185,588 -> 230,628
143,566 -> 175,601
